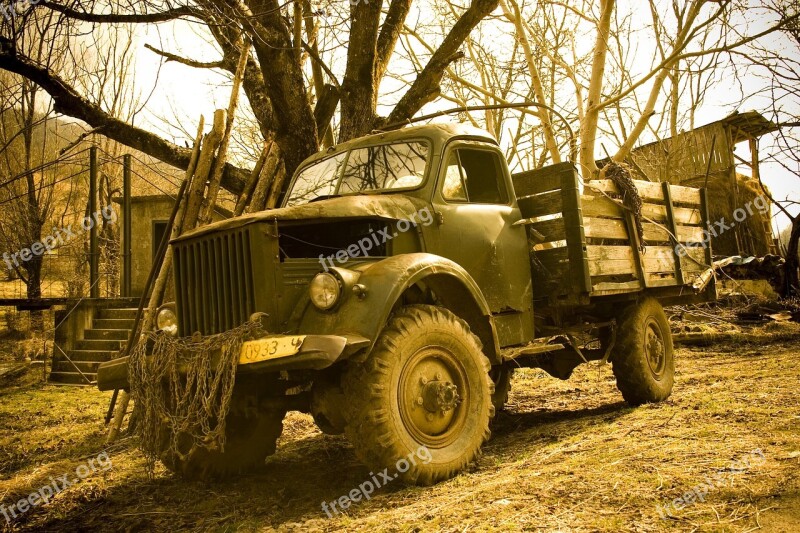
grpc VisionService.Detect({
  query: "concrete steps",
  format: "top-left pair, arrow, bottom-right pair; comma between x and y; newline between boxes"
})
49,307 -> 137,386
84,329 -> 130,341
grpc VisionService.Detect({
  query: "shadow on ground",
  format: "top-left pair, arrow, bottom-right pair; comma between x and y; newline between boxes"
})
24,400 -> 633,532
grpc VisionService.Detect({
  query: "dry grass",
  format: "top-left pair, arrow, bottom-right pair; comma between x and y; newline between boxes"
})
0,326 -> 799,532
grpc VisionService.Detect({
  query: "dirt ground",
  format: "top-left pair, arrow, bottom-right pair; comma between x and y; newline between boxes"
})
0,327 -> 799,532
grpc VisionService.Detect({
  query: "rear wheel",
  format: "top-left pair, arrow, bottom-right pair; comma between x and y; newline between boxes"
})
612,298 -> 675,406
343,305 -> 494,485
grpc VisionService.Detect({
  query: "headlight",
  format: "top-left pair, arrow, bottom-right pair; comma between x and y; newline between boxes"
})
309,272 -> 341,311
156,306 -> 178,335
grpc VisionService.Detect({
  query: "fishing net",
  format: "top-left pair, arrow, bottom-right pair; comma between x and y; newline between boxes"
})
604,161 -> 645,250
128,318 -> 266,474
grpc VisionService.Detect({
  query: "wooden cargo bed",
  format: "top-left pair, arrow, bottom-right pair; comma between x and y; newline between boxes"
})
513,163 -> 716,307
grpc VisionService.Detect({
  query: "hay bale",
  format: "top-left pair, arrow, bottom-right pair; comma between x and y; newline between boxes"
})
682,174 -> 773,257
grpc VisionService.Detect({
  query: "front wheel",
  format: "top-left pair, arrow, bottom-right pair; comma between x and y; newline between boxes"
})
342,305 -> 494,486
160,389 -> 286,480
490,364 -> 514,413
612,298 -> 675,406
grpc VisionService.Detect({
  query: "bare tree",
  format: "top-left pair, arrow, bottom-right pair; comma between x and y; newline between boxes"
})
0,7 -> 71,313
0,0 -> 501,205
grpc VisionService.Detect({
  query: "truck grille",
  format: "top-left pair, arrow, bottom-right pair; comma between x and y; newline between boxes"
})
173,228 -> 256,336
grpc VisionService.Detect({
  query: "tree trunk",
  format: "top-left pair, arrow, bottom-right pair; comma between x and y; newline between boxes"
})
785,217 -> 800,297
500,0 -> 561,164
25,255 -> 43,332
579,0 -> 615,178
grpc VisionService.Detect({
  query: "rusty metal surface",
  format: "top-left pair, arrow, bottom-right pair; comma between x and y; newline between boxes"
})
175,194 -> 431,241
294,252 -> 502,362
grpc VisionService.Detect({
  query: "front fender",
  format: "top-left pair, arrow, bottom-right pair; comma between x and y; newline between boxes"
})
295,253 -> 501,362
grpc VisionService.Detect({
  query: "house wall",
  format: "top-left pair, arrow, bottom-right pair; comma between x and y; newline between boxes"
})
124,197 -> 173,298
118,196 -> 229,298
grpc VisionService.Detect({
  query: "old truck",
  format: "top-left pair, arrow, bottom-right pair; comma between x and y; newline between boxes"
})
97,123 -> 716,484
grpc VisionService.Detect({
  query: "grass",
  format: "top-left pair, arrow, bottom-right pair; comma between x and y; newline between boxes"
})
0,325 -> 798,532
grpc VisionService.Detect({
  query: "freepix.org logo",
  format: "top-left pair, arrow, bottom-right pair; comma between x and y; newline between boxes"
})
2,205 -> 117,272
318,207 -> 434,272
0,451 -> 112,525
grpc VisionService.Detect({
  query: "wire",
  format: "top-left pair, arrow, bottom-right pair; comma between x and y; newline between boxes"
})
125,166 -> 180,200
0,168 -> 89,207
0,148 -> 92,189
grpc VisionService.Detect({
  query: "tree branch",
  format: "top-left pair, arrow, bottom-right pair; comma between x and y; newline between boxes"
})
376,0 -> 413,83
385,0 -> 500,126
339,0 -> 384,140
39,1 -> 200,23
144,44 -> 226,69
0,46 -> 248,194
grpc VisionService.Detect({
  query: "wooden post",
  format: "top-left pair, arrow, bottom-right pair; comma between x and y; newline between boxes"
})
234,143 -> 271,216
107,391 -> 130,443
89,146 -> 99,298
750,137 -> 777,255
250,144 -> 281,213
560,166 -> 592,295
662,182 -> 685,286
727,126 -> 744,255
700,189 -> 714,266
183,111 -> 224,230
123,154 -> 132,298
200,38 -> 251,225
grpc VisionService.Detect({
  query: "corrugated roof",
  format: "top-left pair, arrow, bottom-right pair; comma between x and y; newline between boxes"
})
721,111 -> 780,142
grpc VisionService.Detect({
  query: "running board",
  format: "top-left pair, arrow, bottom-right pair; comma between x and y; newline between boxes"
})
502,342 -> 565,362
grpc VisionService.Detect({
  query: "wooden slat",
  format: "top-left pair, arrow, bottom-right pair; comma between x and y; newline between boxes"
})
587,246 -> 636,276
644,223 -> 704,243
675,225 -> 705,244
530,217 -> 565,244
643,246 -> 690,274
584,217 -> 627,240
646,276 -> 680,288
517,190 -> 562,219
581,193 -> 702,225
680,247 -> 708,273
582,217 -> 702,244
532,240 -> 567,251
586,245 -> 706,278
582,194 -> 624,218
586,179 -> 702,205
592,280 -> 642,296
512,167 -> 564,196
534,247 -> 569,273
643,223 -> 670,242
642,203 -> 703,225
668,184 -> 703,205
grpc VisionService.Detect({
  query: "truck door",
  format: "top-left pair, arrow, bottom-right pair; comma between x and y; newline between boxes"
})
426,141 -> 534,347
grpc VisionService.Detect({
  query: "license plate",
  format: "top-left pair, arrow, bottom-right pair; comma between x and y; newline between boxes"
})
239,336 -> 306,365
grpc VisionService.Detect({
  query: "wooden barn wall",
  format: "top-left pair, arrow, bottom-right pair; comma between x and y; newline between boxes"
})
627,123 -> 732,185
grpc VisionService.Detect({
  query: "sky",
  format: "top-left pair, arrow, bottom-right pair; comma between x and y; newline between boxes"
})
112,1 -> 799,235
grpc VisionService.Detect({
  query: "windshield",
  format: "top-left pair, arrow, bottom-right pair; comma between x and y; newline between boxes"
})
286,141 -> 429,206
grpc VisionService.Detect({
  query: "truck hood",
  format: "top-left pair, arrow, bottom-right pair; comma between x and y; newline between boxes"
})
174,194 -> 430,242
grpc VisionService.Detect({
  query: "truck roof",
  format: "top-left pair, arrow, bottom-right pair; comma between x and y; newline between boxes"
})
298,123 -> 499,169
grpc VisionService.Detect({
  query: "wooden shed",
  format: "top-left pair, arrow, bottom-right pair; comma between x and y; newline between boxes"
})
622,111 -> 780,258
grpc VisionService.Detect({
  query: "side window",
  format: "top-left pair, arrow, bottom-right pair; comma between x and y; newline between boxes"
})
441,149 -> 508,204
442,152 -> 467,201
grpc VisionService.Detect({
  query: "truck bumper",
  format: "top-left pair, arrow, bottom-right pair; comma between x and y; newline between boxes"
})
96,334 -> 370,392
